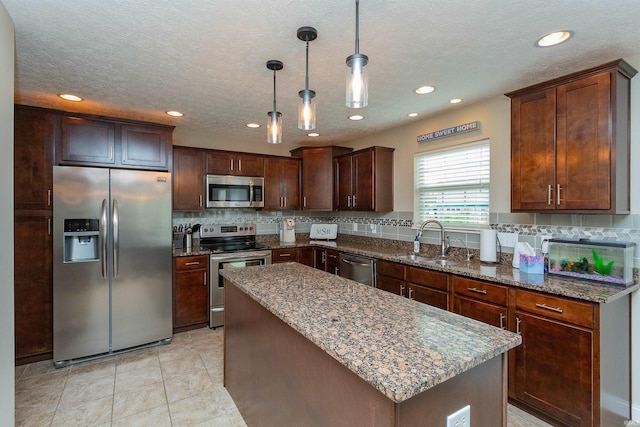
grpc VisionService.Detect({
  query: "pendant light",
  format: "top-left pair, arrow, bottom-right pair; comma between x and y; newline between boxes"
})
346,0 -> 368,108
297,26 -> 318,130
266,60 -> 283,144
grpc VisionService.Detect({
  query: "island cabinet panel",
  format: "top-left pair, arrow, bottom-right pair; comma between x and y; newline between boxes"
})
172,146 -> 205,211
271,248 -> 297,263
206,150 -> 264,177
334,146 -> 394,212
290,146 -> 353,210
508,59 -> 636,214
452,277 -> 509,329
173,255 -> 209,333
264,157 -> 301,210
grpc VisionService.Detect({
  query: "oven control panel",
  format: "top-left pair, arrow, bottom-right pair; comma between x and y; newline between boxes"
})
200,222 -> 256,238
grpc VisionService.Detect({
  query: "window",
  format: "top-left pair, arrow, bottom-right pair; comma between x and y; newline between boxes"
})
413,140 -> 490,228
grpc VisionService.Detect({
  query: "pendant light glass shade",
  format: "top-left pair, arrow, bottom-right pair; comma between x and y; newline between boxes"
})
297,27 -> 318,130
346,0 -> 368,108
267,111 -> 282,144
266,60 -> 283,144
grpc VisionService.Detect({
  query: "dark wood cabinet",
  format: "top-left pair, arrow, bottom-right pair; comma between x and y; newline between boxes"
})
376,260 -> 407,296
508,59 -> 636,214
173,255 -> 209,332
264,157 -> 301,210
297,247 -> 314,267
325,249 -> 340,275
14,106 -> 56,211
334,146 -> 394,212
206,150 -> 264,177
272,248 -> 298,263
452,276 -> 508,329
407,266 -> 450,310
290,146 -> 353,210
59,115 -> 173,170
14,212 -> 53,365
173,146 -> 205,211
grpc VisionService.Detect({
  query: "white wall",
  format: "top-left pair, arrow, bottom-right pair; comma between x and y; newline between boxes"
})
0,1 -> 15,424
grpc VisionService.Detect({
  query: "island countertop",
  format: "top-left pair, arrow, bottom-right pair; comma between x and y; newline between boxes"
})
221,262 -> 521,403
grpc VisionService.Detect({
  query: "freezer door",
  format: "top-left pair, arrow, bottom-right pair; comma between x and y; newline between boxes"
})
53,166 -> 111,362
110,169 -> 172,351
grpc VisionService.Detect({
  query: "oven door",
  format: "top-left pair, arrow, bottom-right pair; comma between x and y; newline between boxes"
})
209,250 -> 272,328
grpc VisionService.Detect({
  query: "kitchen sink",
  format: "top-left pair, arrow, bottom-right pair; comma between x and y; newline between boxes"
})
395,253 -> 434,263
426,259 -> 458,267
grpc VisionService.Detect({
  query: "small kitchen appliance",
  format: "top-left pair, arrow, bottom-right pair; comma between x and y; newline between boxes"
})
280,218 -> 296,243
199,223 -> 272,328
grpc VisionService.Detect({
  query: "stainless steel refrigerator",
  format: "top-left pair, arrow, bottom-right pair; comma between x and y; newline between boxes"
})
53,166 -> 172,365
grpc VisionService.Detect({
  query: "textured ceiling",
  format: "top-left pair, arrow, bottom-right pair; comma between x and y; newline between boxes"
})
5,0 -> 640,149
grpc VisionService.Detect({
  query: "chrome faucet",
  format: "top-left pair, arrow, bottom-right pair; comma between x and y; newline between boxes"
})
447,236 -> 472,261
417,219 -> 447,257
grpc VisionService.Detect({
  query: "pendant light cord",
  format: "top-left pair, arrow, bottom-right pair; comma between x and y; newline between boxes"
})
355,0 -> 360,54
272,69 -> 277,113
305,40 -> 310,91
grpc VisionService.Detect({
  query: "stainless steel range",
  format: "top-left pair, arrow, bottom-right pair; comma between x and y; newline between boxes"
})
199,222 -> 271,328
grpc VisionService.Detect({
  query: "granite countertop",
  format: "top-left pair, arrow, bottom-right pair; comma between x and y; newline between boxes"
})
267,238 -> 639,304
221,262 -> 522,403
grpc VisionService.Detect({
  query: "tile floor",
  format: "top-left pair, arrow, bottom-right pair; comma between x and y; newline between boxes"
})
15,327 -> 550,426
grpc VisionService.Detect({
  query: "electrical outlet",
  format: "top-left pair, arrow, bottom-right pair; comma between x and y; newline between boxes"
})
447,404 -> 470,427
370,223 -> 377,233
497,232 -> 518,248
353,223 -> 358,232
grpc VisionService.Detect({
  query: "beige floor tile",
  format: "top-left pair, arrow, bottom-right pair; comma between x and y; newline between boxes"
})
15,409 -> 56,427
112,404 -> 172,427
115,364 -> 163,394
68,357 -> 117,383
507,404 -> 553,427
116,347 -> 160,374
15,364 -> 27,381
169,393 -> 229,427
52,395 -> 113,427
112,383 -> 168,421
57,374 -> 114,411
157,342 -> 199,364
15,372 -> 67,416
21,359 -> 68,378
163,365 -> 215,403
160,352 -> 204,380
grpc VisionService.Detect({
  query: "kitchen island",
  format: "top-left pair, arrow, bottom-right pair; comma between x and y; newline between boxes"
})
221,262 -> 521,427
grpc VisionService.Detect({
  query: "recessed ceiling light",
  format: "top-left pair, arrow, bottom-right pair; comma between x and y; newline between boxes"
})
408,112 -> 419,117
59,93 -> 83,102
166,111 -> 184,117
536,31 -> 573,47
308,132 -> 320,137
246,123 -> 260,128
349,114 -> 364,121
449,98 -> 462,104
415,86 -> 435,95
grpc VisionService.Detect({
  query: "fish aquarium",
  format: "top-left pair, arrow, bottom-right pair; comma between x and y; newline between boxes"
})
548,238 -> 635,285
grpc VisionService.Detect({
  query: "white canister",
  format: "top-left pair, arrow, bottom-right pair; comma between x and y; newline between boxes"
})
480,229 -> 497,263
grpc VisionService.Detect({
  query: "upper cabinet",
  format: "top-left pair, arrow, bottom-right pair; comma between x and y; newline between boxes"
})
264,157 -> 301,210
14,106 -> 57,211
290,146 -> 353,210
334,146 -> 394,212
507,59 -> 636,214
206,150 -> 264,177
59,115 -> 173,170
173,146 -> 205,212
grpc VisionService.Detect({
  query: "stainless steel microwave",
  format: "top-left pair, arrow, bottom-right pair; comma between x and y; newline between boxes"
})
205,175 -> 264,208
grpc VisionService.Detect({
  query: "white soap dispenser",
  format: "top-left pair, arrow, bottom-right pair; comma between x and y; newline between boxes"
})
413,235 -> 420,253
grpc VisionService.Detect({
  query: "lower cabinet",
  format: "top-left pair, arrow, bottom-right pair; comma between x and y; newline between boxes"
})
452,276 -> 508,329
297,247 -> 314,267
173,255 -> 209,333
325,249 -> 340,275
407,267 -> 450,310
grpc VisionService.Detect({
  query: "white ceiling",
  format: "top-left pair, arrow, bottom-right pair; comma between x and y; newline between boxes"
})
5,0 -> 640,149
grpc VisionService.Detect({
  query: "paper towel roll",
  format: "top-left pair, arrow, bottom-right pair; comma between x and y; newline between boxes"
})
480,229 -> 497,263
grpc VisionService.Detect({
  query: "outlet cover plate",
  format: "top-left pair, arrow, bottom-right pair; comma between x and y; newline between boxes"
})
447,404 -> 470,427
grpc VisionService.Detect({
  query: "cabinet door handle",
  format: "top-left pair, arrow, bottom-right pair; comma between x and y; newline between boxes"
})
203,272 -> 207,286
352,194 -> 357,207
321,252 -> 326,264
185,261 -> 200,266
556,184 -> 562,206
499,312 -> 505,329
535,303 -> 563,313
408,287 -> 415,300
199,195 -> 203,208
516,317 -> 521,335
468,287 -> 487,295
303,196 -> 307,208
238,159 -> 242,171
284,196 -> 287,208
547,184 -> 552,206
399,284 -> 405,297
347,195 -> 352,208
48,189 -> 52,207
47,217 -> 52,235
279,253 -> 291,258
230,159 -> 234,171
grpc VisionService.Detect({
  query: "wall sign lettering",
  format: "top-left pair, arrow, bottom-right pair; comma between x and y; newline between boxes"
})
417,121 -> 480,142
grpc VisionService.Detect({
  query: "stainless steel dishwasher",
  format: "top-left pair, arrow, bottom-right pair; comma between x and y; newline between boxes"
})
339,253 -> 376,287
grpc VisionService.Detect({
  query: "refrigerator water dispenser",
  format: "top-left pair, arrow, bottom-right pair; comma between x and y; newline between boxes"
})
63,218 -> 100,263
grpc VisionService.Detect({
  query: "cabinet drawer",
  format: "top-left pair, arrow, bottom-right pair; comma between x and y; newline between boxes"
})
453,276 -> 508,306
376,260 -> 406,280
409,283 -> 448,310
272,248 -> 297,263
376,274 -> 405,296
516,289 -> 594,328
175,256 -> 208,270
407,267 -> 449,291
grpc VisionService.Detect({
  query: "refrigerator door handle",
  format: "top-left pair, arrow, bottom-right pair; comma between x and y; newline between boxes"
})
112,199 -> 119,278
101,199 -> 108,278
